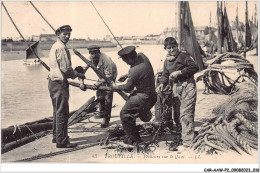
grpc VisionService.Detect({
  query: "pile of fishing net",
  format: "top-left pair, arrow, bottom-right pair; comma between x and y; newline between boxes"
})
191,81 -> 258,155
100,122 -> 181,153
197,52 -> 257,94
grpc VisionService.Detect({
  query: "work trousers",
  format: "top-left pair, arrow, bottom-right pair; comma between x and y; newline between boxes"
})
120,92 -> 157,143
48,79 -> 70,145
96,90 -> 113,120
172,80 -> 197,147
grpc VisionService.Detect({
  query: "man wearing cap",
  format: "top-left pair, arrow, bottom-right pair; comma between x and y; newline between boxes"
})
81,45 -> 117,128
48,25 -> 84,148
112,46 -> 157,145
156,37 -> 199,148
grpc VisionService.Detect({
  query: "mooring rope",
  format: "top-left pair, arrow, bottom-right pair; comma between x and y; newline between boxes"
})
29,2 -> 56,31
90,1 -> 123,48
23,125 -> 39,140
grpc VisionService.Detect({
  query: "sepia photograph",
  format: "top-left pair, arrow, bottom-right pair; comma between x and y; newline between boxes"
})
1,0 -> 259,172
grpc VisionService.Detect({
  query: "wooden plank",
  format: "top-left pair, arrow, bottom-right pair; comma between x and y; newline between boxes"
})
68,96 -> 98,126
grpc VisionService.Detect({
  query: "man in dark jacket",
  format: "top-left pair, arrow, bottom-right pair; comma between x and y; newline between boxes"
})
156,37 -> 199,148
112,46 -> 157,145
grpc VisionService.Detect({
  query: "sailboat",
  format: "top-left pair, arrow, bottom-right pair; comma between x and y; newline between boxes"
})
23,41 -> 41,65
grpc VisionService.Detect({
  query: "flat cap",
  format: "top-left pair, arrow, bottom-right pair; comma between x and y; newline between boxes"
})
118,46 -> 136,58
87,45 -> 101,52
55,25 -> 72,35
164,37 -> 178,46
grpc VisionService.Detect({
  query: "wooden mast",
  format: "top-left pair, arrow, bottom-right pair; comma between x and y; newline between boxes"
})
178,1 -> 182,50
236,3 -> 239,46
244,1 -> 248,58
255,2 -> 258,55
217,1 -> 223,54
255,2 -> 257,26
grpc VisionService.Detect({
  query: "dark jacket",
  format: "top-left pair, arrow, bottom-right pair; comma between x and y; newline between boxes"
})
160,52 -> 199,85
118,53 -> 155,93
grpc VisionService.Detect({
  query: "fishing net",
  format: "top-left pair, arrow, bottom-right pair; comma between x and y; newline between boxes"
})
197,52 -> 257,94
190,81 -> 258,155
99,89 -> 182,154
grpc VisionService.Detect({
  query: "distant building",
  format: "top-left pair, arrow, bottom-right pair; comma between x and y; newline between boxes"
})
158,26 -> 217,43
39,34 -> 57,42
104,35 -> 112,41
145,34 -> 160,40
32,35 -> 40,41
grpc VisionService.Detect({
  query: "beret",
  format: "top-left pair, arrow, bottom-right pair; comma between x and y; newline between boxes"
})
87,45 -> 101,52
118,46 -> 136,58
55,25 -> 72,35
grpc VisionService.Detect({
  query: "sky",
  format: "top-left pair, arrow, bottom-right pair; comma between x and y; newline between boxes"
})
1,1 -> 258,39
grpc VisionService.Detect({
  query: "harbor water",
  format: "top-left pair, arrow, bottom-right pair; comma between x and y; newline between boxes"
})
1,45 -> 165,128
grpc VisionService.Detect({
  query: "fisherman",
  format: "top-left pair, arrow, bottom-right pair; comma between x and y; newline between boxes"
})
48,25 -> 85,148
156,37 -> 199,148
112,46 -> 157,145
79,45 -> 117,128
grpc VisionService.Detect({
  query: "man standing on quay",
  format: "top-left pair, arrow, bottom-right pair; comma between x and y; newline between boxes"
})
48,25 -> 84,148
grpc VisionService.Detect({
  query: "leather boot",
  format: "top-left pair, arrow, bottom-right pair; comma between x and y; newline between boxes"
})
100,115 -> 110,128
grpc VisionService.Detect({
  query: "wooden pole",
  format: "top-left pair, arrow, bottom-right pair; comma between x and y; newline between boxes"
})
244,1 -> 248,58
217,2 -> 222,54
236,3 -> 239,46
210,11 -> 212,28
254,3 -> 257,26
178,1 -> 182,50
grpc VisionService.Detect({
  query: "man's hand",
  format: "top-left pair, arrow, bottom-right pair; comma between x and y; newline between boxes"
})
76,72 -> 86,80
163,85 -> 171,91
156,84 -> 164,93
169,70 -> 182,80
117,74 -> 128,82
74,66 -> 84,73
93,81 -> 103,89
79,82 -> 86,91
111,82 -> 120,90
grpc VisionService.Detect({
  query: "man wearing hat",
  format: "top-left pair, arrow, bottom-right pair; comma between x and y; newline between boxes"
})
112,46 -> 157,145
156,37 -> 199,148
81,45 -> 117,128
48,25 -> 84,148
